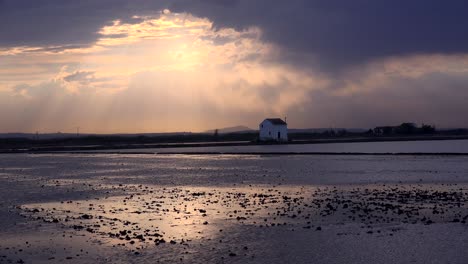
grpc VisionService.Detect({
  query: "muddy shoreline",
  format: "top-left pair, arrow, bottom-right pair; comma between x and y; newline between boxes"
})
1,154 -> 468,263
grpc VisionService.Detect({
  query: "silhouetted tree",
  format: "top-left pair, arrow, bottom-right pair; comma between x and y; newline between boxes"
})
395,123 -> 417,134
421,124 -> 436,134
383,127 -> 393,135
321,129 -> 336,137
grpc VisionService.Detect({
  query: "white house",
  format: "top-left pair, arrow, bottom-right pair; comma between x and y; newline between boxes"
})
259,118 -> 288,142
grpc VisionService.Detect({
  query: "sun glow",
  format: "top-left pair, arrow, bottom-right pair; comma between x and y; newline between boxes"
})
3,9 -> 466,133
0,11 -> 319,132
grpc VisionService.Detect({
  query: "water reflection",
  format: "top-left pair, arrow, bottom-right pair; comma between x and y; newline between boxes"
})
20,183 -> 468,253
89,139 -> 468,154
2,153 -> 468,263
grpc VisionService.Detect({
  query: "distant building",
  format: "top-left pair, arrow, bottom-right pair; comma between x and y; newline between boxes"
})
259,118 -> 288,142
373,126 -> 397,135
374,123 -> 418,135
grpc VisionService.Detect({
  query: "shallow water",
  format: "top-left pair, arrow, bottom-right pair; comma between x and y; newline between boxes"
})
1,154 -> 468,263
89,139 -> 468,153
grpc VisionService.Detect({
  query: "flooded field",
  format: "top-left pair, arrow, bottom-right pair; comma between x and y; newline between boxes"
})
1,154 -> 468,263
91,139 -> 468,154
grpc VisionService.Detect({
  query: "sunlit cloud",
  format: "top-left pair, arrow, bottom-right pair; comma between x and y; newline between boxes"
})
0,11 -> 314,132
1,9 -> 468,133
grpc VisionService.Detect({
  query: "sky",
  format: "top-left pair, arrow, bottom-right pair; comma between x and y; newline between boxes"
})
1,0 -> 468,133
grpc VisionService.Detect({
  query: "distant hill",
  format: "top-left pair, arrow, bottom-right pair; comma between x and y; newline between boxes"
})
204,126 -> 255,134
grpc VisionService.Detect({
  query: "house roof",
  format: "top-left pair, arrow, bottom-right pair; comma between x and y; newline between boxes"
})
264,118 -> 287,125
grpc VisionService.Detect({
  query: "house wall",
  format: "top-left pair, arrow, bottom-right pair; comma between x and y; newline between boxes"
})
259,120 -> 288,141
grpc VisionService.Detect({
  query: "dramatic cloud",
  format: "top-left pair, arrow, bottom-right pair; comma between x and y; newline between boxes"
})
171,0 -> 468,70
286,60 -> 468,128
0,12 -> 309,132
1,1 -> 468,132
3,0 -> 468,68
0,0 -> 167,47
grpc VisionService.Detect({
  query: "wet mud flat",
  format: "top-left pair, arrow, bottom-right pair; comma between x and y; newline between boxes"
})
1,154 -> 468,263
4,183 -> 468,264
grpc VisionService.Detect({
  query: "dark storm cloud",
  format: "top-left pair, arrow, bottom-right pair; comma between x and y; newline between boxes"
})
0,0 -> 167,47
284,71 -> 468,128
3,1 -> 468,69
171,0 -> 468,70
2,0 -> 468,131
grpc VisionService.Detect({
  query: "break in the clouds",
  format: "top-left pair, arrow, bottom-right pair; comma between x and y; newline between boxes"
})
1,1 -> 468,132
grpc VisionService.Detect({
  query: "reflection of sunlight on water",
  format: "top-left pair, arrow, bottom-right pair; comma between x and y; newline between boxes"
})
59,168 -> 137,178
59,155 -> 282,182
20,185 -> 321,249
167,154 -> 263,161
3,153 -> 468,263
18,183 -> 468,257
11,184 -> 468,263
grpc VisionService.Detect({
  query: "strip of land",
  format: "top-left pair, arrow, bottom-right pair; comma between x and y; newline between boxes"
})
1,135 -> 468,154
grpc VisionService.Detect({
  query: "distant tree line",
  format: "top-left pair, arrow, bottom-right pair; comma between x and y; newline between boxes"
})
0,132 -> 260,150
2,122 -> 468,151
372,123 -> 436,135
